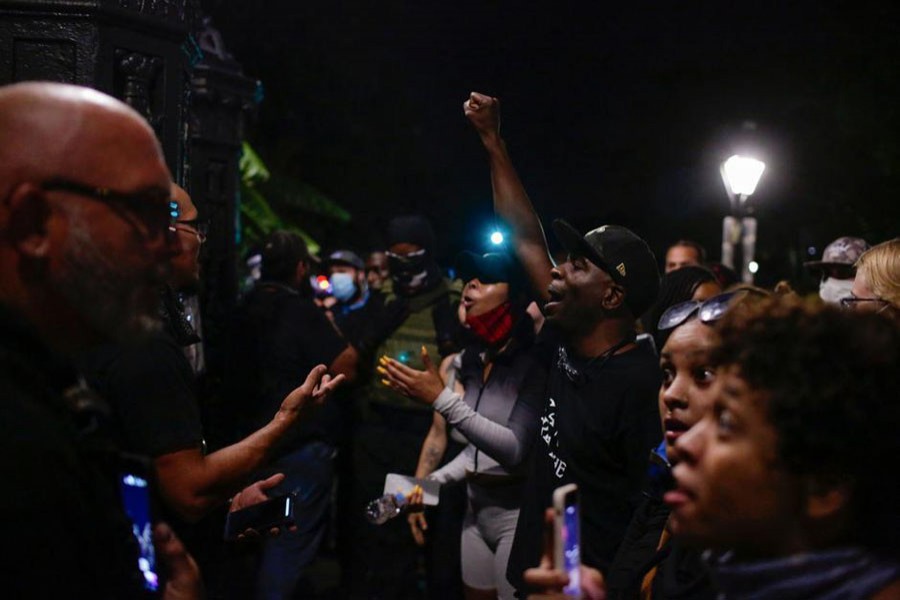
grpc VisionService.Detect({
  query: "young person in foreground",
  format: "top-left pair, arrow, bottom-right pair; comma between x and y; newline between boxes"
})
667,298 -> 900,599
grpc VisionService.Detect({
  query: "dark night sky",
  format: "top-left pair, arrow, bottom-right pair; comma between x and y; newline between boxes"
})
206,1 -> 899,287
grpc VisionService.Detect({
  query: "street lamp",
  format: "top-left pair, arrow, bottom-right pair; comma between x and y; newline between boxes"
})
720,154 -> 765,283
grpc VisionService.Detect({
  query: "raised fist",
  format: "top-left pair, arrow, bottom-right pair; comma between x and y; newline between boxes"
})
464,91 -> 500,138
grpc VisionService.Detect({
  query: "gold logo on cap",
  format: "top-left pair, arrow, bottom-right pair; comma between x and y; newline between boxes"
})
616,263 -> 627,277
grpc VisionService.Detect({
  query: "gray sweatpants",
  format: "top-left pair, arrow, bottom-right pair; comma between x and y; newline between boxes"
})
461,482 -> 522,600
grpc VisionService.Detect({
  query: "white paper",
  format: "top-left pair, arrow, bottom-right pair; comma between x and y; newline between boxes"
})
383,473 -> 441,506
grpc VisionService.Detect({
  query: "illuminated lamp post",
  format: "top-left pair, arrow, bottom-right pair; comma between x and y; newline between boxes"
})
720,155 -> 765,283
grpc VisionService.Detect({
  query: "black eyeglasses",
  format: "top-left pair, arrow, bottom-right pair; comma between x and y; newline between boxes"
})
41,178 -> 178,241
174,218 -> 209,243
840,296 -> 891,312
658,288 -> 769,331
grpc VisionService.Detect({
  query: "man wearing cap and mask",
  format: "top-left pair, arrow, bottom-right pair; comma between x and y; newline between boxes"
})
465,92 -> 663,596
344,215 -> 465,599
326,250 -> 387,348
804,236 -> 870,305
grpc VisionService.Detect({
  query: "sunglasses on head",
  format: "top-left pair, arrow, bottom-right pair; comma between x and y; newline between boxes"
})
658,288 -> 769,332
41,178 -> 178,242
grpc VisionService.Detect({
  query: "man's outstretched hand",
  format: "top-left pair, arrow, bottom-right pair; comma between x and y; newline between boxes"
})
464,91 -> 501,140
278,364 -> 346,421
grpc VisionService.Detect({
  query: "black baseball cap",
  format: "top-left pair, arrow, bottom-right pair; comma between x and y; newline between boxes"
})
456,251 -> 513,283
326,250 -> 365,270
552,219 -> 660,317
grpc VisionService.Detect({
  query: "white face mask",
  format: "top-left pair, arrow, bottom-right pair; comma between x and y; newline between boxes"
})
819,277 -> 854,305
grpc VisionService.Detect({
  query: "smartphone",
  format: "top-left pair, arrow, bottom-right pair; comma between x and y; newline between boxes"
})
118,456 -> 160,594
553,483 -> 581,599
224,493 -> 296,540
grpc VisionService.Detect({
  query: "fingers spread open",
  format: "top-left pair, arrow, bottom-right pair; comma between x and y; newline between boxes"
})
382,360 -> 416,386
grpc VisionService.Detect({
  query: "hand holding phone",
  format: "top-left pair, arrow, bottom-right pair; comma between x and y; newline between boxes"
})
224,493 -> 296,541
553,483 -> 581,599
118,455 -> 161,595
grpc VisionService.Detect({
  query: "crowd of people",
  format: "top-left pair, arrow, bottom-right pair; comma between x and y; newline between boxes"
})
1,80 -> 898,600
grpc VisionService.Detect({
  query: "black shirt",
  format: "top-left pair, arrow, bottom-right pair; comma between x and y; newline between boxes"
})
79,331 -> 203,458
0,304 -> 145,598
332,289 -> 387,349
226,282 -> 348,448
606,494 -> 715,600
508,322 -> 662,593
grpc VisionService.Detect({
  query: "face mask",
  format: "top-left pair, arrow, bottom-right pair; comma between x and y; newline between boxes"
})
389,249 -> 430,293
330,272 -> 357,302
465,301 -> 514,346
819,277 -> 854,305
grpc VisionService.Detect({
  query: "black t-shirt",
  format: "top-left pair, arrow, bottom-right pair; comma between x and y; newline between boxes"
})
508,322 -> 662,593
226,282 -> 348,448
332,289 -> 386,349
79,331 -> 203,458
0,305 -> 145,598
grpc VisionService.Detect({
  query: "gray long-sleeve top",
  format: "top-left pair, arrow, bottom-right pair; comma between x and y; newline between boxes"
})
428,344 -> 548,483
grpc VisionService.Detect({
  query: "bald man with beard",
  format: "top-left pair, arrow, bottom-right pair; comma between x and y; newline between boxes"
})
0,82 -> 200,598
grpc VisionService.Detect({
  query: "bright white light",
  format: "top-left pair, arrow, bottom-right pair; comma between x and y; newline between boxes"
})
722,155 -> 766,198
748,261 -> 759,274
490,231 -> 504,245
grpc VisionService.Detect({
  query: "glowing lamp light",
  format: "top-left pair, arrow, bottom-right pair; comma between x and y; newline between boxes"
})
721,155 -> 766,199
490,231 -> 505,245
316,275 -> 330,291
748,261 -> 760,274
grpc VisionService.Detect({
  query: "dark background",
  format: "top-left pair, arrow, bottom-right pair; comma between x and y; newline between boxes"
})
206,1 -> 899,288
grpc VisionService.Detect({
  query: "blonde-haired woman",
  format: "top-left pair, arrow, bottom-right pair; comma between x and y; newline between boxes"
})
844,238 -> 900,317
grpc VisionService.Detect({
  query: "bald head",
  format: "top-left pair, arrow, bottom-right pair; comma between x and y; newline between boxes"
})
0,82 -> 174,351
0,82 -> 167,197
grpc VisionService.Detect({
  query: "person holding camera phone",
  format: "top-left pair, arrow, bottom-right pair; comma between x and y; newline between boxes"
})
381,251 -> 548,600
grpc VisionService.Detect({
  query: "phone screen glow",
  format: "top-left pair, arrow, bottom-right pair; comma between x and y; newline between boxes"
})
120,473 -> 159,592
562,502 -> 581,596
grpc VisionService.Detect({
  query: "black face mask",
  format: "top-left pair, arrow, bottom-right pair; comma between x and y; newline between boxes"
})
388,249 -> 430,291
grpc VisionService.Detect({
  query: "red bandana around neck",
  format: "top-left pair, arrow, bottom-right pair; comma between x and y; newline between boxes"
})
465,301 -> 514,346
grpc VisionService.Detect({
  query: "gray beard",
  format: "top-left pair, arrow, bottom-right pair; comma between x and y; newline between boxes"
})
51,215 -> 164,343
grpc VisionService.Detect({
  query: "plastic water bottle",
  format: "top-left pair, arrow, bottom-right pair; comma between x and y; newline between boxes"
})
365,492 -> 408,525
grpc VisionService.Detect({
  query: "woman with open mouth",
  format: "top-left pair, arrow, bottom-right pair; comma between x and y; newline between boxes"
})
601,288 -> 766,599
666,298 -> 900,600
380,251 -> 547,600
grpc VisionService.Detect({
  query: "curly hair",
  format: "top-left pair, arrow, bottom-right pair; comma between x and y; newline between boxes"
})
712,297 -> 900,554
